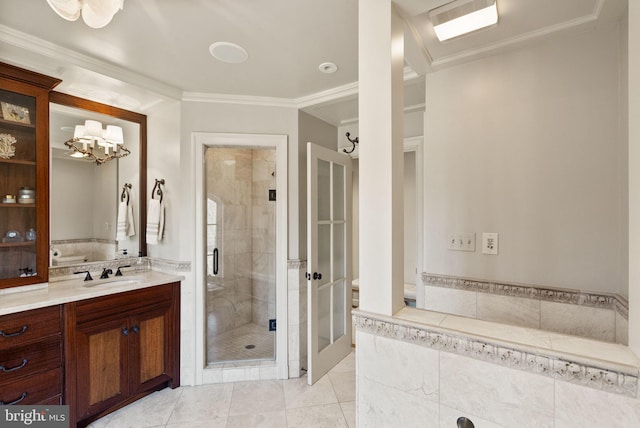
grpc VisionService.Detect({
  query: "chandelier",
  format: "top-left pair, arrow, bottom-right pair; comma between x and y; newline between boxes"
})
64,120 -> 130,165
47,0 -> 125,29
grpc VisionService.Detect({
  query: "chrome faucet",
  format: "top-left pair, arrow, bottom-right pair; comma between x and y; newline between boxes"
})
100,268 -> 113,279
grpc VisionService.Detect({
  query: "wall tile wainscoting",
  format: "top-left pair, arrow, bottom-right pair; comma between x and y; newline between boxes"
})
423,274 -> 629,345
354,309 -> 640,427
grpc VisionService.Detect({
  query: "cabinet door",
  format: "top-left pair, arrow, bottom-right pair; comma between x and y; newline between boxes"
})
75,317 -> 130,419
130,306 -> 172,394
0,63 -> 60,289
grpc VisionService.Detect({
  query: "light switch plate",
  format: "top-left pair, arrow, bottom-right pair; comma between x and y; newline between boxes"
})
482,232 -> 498,255
448,233 -> 475,252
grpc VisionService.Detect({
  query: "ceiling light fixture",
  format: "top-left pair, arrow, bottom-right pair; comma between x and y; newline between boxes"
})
429,0 -> 498,42
64,120 -> 129,165
318,62 -> 338,74
47,0 -> 125,29
209,42 -> 249,64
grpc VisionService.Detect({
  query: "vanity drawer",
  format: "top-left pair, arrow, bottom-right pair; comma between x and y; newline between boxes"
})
0,335 -> 61,384
0,368 -> 62,405
76,284 -> 174,325
0,306 -> 62,350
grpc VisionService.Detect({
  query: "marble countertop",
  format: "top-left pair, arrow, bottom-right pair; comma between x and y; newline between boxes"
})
0,270 -> 184,316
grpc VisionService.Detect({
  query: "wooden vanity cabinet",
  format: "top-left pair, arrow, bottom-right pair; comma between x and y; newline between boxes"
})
0,305 -> 63,405
0,63 -> 60,289
64,283 -> 180,427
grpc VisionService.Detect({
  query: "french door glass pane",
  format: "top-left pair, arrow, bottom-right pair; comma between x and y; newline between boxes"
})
318,283 -> 331,352
333,223 -> 345,280
333,163 -> 344,221
318,224 -> 330,281
318,159 -> 331,221
332,280 -> 345,341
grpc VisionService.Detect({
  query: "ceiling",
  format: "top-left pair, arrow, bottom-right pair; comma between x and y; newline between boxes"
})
0,0 -> 628,126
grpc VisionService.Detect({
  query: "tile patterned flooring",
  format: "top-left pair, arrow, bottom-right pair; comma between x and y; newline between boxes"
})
207,322 -> 275,363
88,351 -> 356,428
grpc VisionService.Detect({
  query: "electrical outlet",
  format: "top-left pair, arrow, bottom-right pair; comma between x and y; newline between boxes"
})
482,232 -> 498,255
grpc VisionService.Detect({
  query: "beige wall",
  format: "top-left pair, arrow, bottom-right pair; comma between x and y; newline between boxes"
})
424,22 -> 628,295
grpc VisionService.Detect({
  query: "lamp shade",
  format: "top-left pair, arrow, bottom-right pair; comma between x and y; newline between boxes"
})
104,125 -> 124,145
46,0 -> 81,21
82,0 -> 123,28
73,124 -> 86,139
84,120 -> 103,139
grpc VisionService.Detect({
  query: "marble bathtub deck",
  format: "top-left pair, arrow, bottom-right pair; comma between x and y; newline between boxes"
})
88,351 -> 356,428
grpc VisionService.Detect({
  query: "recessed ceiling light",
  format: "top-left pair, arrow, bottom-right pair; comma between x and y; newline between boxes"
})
430,0 -> 498,42
209,42 -> 249,64
319,62 -> 338,74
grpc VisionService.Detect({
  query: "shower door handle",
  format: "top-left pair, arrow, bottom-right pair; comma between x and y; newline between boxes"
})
213,248 -> 219,275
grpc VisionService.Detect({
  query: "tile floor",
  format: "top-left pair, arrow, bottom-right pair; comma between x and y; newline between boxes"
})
88,351 -> 356,428
207,322 -> 275,363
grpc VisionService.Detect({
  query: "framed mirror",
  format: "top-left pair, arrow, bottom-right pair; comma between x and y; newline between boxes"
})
49,92 -> 146,267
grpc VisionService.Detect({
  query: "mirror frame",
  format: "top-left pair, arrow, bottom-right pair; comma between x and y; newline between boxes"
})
49,91 -> 147,257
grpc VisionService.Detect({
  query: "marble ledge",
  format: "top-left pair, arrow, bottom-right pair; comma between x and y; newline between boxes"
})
0,270 -> 185,317
354,307 -> 640,398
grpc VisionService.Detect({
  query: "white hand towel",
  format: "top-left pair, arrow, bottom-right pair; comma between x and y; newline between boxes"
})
116,201 -> 135,241
146,199 -> 165,245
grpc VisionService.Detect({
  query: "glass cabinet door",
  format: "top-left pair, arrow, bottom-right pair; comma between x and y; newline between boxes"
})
0,63 -> 60,288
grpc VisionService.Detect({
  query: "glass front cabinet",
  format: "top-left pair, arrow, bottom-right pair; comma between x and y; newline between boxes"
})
0,63 -> 60,289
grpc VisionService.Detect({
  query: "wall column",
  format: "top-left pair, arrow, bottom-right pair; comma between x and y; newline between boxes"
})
358,0 -> 405,315
629,1 -> 640,356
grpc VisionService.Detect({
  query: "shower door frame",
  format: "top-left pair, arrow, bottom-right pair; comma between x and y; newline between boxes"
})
192,132 -> 289,382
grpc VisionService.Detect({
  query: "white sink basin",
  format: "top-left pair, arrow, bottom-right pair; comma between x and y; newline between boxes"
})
82,276 -> 143,288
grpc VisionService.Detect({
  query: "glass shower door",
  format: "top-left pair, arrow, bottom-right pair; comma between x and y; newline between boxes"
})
205,147 -> 277,364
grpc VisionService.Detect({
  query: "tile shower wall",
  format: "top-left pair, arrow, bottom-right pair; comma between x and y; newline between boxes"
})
205,148 -> 276,340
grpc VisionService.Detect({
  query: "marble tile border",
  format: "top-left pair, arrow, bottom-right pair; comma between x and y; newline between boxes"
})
49,257 -> 191,279
149,257 -> 192,272
354,311 -> 639,399
51,238 -> 114,245
423,273 -> 629,320
287,259 -> 307,270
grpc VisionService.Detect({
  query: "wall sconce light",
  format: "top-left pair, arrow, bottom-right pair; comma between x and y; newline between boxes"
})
47,0 -> 125,29
64,120 -> 129,165
430,0 -> 498,42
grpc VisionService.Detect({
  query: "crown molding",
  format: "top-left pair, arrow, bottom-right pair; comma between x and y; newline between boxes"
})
0,25 -> 183,100
181,91 -> 297,108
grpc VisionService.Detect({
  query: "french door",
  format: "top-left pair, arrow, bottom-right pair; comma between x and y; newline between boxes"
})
307,142 -> 352,385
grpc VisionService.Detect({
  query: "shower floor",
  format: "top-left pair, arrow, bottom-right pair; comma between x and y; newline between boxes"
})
207,322 -> 275,364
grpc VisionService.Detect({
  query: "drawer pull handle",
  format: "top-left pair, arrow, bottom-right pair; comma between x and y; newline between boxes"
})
1,392 -> 27,405
132,325 -> 139,334
122,327 -> 129,336
0,358 -> 27,372
0,326 -> 28,338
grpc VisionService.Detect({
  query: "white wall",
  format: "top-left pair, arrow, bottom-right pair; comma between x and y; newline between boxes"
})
146,98 -> 181,261
424,22 -> 628,295
179,102 -> 299,261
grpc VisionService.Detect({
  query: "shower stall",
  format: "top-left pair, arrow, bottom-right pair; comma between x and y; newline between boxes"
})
205,146 -> 277,364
